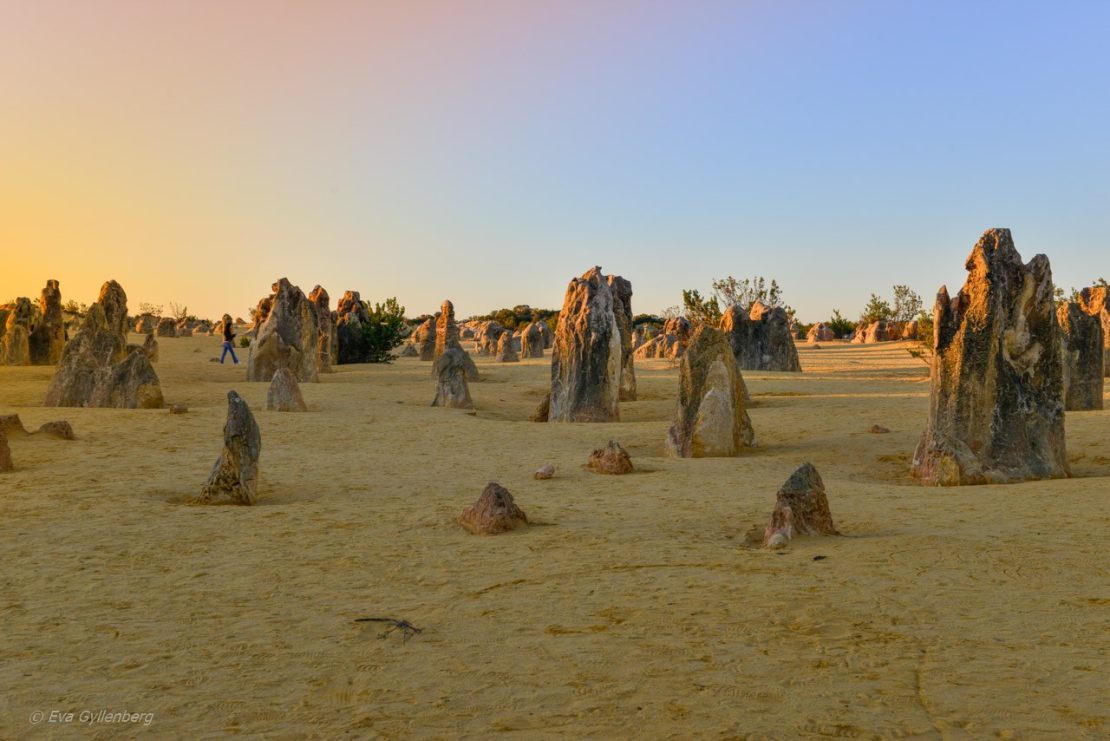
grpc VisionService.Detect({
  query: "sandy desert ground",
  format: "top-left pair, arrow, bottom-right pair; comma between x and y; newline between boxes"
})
1,336 -> 1107,739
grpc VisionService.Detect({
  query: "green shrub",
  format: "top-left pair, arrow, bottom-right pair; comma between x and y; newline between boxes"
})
915,311 -> 934,344
357,297 -> 407,363
826,309 -> 856,337
681,289 -> 721,327
471,305 -> 557,330
239,336 -> 250,348
860,294 -> 892,323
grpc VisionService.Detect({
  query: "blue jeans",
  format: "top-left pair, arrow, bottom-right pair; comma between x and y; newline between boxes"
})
220,341 -> 239,364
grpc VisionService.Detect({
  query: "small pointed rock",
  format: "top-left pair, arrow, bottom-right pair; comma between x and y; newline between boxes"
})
534,463 -> 555,480
458,482 -> 528,535
36,421 -> 74,439
587,440 -> 633,475
763,463 -> 839,549
531,393 -> 551,422
267,367 -> 308,412
0,414 -> 27,436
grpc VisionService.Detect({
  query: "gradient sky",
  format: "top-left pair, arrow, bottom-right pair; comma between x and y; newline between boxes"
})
2,0 -> 1108,322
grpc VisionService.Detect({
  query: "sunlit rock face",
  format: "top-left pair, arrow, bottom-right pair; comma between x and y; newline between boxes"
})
912,228 -> 1068,486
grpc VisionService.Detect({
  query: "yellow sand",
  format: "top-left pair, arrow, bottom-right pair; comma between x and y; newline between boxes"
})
1,337 -> 1107,738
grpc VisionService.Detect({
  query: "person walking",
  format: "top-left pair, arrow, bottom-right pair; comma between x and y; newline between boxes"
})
220,314 -> 239,364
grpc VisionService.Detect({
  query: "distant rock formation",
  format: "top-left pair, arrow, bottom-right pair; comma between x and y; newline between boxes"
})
412,317 -> 437,361
806,323 -> 835,343
632,331 -> 685,360
763,463 -> 839,549
433,300 -> 478,380
198,390 -> 261,505
549,267 -> 621,422
850,319 -> 918,344
665,326 -> 755,457
156,317 -> 177,338
664,316 -> 693,342
720,302 -> 801,372
44,281 -> 163,409
1057,301 -> 1104,411
911,228 -> 1069,486
308,285 -> 337,373
607,275 -> 637,401
521,321 -> 546,358
141,332 -> 159,362
458,482 -> 528,535
267,367 -> 308,412
29,280 -> 65,365
335,290 -> 370,365
587,440 -> 634,474
250,294 -> 274,334
246,278 -> 320,383
538,320 -> 555,349
133,314 -> 157,334
1077,286 -> 1109,377
473,321 -> 505,356
1,296 -> 36,366
432,348 -> 475,409
495,332 -> 519,362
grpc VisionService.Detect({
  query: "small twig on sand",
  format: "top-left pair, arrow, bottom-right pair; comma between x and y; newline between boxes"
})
354,617 -> 423,643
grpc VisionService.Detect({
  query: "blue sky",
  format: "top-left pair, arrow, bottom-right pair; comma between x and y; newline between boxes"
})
2,0 -> 1107,320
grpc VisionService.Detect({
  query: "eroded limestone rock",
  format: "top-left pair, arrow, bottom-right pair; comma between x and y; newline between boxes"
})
308,285 -> 337,373
198,390 -> 261,505
458,482 -> 528,535
267,367 -> 308,412
911,229 -> 1069,485
1057,301 -> 1104,411
412,317 -> 437,361
549,267 -> 621,422
521,321 -> 546,359
587,440 -> 633,474
156,317 -> 177,338
763,463 -> 839,549
29,280 -> 65,365
432,348 -> 474,409
495,332 -> 519,362
1077,286 -> 1109,377
44,281 -> 163,409
720,303 -> 801,372
665,326 -> 755,457
247,278 -> 320,383
433,300 -> 478,380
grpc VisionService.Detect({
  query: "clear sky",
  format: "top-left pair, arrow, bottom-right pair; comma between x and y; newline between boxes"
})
2,0 -> 1107,322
